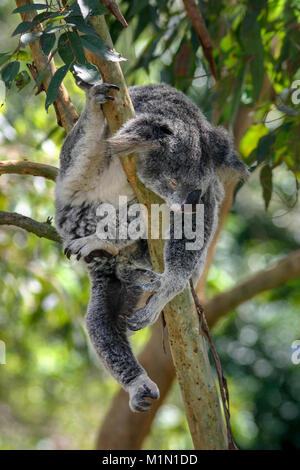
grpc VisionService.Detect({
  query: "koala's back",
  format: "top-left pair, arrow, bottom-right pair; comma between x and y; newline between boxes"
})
128,83 -> 209,129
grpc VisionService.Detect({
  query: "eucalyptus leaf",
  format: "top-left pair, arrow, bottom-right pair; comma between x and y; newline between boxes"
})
77,0 -> 106,20
40,33 -> 56,56
260,164 -> 273,210
73,63 -> 101,85
12,21 -> 33,37
0,53 -> 12,67
69,32 -> 86,65
1,61 -> 20,88
13,50 -> 32,62
15,70 -> 31,91
67,16 -> 98,36
58,33 -> 74,66
45,64 -> 70,111
80,35 -> 127,62
13,4 -> 48,14
20,31 -> 42,47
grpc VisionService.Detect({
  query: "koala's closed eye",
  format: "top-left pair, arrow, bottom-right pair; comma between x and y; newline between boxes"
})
152,123 -> 173,139
167,178 -> 178,189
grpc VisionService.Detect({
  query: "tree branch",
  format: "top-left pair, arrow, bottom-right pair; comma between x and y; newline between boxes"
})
0,211 -> 61,243
0,160 -> 58,181
205,249 -> 300,324
15,0 -> 79,132
182,0 -> 217,81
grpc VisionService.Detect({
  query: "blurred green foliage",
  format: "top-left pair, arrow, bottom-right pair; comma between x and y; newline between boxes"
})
0,0 -> 300,450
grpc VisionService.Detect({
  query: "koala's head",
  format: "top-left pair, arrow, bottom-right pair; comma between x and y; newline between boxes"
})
108,113 -> 249,210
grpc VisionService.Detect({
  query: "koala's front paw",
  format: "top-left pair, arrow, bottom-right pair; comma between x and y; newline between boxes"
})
89,83 -> 119,104
128,374 -> 160,412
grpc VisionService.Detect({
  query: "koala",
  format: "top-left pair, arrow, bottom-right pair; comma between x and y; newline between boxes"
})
55,82 -> 248,412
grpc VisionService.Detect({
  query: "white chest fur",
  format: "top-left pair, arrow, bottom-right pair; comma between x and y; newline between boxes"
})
97,157 -> 135,206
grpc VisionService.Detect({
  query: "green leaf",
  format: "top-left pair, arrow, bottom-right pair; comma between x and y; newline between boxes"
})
13,4 -> 48,14
20,31 -> 42,46
40,33 -> 56,56
73,63 -> 101,85
77,0 -> 106,20
229,63 -> 247,129
67,16 -> 98,36
15,70 -> 31,91
13,50 -> 31,62
241,12 -> 264,102
1,61 -> 20,88
58,33 -> 74,65
45,64 -> 70,111
256,134 -> 276,164
35,68 -> 46,88
12,21 -> 33,36
260,164 -> 273,210
0,53 -> 12,67
80,34 -> 127,62
43,24 -> 74,34
69,32 -> 86,64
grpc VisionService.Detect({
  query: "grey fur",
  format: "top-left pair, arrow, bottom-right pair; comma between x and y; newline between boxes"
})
55,82 -> 248,412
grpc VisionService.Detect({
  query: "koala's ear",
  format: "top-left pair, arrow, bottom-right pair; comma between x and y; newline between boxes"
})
108,114 -> 173,155
209,127 -> 249,183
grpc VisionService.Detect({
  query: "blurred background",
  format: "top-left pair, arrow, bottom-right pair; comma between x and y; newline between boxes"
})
1,0 -> 300,450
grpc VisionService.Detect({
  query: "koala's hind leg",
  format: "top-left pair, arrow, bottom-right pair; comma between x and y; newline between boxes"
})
86,272 -> 159,412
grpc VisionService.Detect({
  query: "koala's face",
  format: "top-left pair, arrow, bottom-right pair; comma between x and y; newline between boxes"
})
137,134 -> 215,211
108,100 -> 248,210
137,120 -> 215,211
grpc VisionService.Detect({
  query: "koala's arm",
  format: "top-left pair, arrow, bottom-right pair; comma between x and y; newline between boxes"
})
56,84 -> 119,202
55,84 -> 125,256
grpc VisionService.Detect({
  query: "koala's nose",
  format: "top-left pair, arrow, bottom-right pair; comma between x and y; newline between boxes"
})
185,190 -> 201,205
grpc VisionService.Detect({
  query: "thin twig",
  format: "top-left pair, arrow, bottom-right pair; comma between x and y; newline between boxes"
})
189,279 -> 237,450
182,0 -> 217,81
0,160 -> 58,181
0,211 -> 61,243
15,0 -> 78,132
102,0 -> 128,28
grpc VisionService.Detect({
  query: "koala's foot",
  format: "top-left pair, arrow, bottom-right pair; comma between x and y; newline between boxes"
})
64,235 -> 118,260
88,83 -> 119,104
119,268 -> 162,291
128,374 -> 160,412
134,269 -> 162,292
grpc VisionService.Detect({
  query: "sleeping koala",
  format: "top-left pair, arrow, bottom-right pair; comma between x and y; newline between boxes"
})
55,82 -> 248,412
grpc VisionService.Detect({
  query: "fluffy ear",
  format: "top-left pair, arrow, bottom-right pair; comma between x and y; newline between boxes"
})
108,114 -> 173,156
209,127 -> 249,184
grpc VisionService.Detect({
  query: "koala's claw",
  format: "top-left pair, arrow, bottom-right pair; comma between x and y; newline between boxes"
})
128,375 -> 160,412
64,247 -> 73,259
